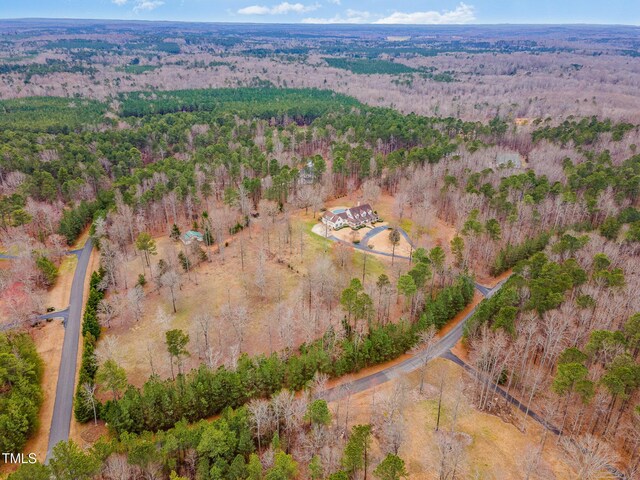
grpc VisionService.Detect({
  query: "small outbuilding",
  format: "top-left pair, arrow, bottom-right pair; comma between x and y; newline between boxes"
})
181,230 -> 204,245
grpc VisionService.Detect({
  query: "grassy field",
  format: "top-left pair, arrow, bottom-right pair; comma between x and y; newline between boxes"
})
400,217 -> 414,234
352,250 -> 387,279
300,216 -> 333,255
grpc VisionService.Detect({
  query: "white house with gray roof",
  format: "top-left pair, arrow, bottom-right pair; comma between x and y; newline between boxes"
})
322,204 -> 378,230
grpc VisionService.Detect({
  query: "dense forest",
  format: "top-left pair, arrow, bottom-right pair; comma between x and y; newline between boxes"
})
323,58 -> 419,75
0,332 -> 43,454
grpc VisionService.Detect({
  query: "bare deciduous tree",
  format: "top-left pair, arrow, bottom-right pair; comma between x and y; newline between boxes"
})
102,454 -> 134,480
435,431 -> 468,480
82,382 -> 99,426
126,285 -> 145,322
248,398 -> 274,451
195,312 -> 218,369
160,269 -> 180,313
413,325 -> 438,395
254,247 -> 267,299
561,435 -> 619,480
97,299 -> 116,329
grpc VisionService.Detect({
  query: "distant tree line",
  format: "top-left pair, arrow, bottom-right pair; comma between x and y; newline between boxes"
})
324,58 -> 418,75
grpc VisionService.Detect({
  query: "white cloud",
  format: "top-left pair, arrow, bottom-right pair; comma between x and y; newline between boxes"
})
374,2 -> 475,24
133,0 -> 165,12
305,2 -> 475,24
112,0 -> 165,12
238,2 -> 319,15
327,0 -> 341,4
303,8 -> 371,24
272,2 -> 318,13
238,5 -> 270,14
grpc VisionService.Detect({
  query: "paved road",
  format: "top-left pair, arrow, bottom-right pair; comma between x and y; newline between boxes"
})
322,277 -> 509,402
0,321 -> 22,332
0,308 -> 70,333
38,308 -> 70,322
474,283 -> 491,296
45,239 -> 93,462
0,253 -> 17,260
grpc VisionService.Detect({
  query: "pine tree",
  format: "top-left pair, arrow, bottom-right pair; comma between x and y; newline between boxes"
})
342,424 -> 372,479
170,223 -> 181,241
373,454 -> 408,480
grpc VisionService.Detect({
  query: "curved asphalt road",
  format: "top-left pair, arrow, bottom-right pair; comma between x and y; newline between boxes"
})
320,275 -> 626,479
322,277 -> 508,402
45,239 -> 93,462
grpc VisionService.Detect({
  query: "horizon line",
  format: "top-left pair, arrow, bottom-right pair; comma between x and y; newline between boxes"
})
1,17 -> 639,27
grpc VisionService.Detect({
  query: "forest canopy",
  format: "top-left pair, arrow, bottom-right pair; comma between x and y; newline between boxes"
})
0,97 -> 107,133
118,87 -> 363,120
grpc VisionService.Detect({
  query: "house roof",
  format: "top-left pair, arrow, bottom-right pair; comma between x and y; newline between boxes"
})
324,204 -> 376,224
323,211 -> 346,223
347,204 -> 374,218
182,230 -> 203,240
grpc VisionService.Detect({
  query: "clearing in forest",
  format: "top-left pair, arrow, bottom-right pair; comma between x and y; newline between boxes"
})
97,213 -> 395,387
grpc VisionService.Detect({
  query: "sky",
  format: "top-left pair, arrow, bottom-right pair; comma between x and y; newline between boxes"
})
1,0 -> 639,25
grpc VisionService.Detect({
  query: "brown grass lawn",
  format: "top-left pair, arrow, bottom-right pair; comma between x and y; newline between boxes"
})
366,227 -> 413,258
330,358 -> 574,479
17,322 -> 66,467
46,255 -> 77,311
98,211 -> 399,386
